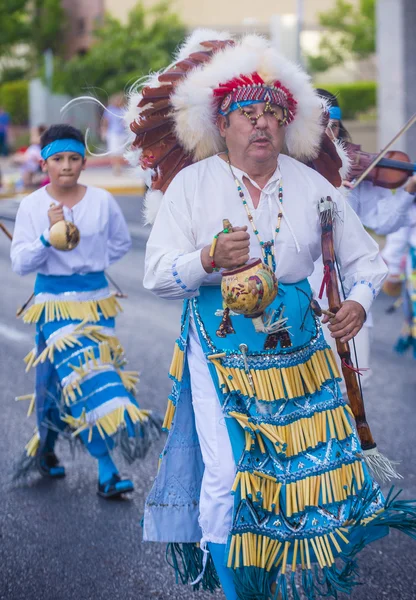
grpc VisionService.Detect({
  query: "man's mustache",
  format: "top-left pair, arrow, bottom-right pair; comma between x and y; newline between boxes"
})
249,131 -> 273,143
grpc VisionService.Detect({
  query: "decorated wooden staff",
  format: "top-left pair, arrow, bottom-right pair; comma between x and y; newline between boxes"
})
319,195 -> 400,482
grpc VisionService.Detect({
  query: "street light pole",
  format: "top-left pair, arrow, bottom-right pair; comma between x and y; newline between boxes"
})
296,0 -> 304,66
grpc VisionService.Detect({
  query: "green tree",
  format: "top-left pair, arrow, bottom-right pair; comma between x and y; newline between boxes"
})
56,2 -> 186,99
307,0 -> 375,74
0,0 -> 29,56
0,0 -> 66,83
31,0 -> 67,57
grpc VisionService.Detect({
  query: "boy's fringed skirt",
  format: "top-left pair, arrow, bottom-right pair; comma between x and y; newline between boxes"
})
395,246 -> 416,358
144,280 -> 416,600
16,272 -> 160,474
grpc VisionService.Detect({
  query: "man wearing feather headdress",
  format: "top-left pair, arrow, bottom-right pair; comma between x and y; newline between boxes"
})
127,30 -> 416,600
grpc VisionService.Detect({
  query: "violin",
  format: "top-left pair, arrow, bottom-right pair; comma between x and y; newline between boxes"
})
344,141 -> 416,189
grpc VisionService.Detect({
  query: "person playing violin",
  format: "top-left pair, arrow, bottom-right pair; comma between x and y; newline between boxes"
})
309,89 -> 416,390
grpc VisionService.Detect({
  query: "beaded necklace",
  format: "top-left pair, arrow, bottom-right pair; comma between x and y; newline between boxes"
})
227,158 -> 283,272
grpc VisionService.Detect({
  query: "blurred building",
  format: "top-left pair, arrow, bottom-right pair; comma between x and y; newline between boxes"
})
103,0 -> 354,33
377,0 -> 416,156
61,0 -> 104,58
62,0 -> 360,63
60,1 -> 416,155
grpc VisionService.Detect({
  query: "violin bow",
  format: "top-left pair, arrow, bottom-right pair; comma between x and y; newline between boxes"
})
319,195 -> 401,482
105,272 -> 128,299
351,112 -> 416,189
0,221 -> 13,241
0,222 -> 36,315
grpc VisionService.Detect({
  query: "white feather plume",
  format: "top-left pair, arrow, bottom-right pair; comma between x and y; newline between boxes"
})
172,33 -> 324,162
125,29 -> 328,224
143,189 -> 164,226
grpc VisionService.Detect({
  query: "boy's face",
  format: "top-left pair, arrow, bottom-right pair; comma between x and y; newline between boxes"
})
41,151 -> 86,187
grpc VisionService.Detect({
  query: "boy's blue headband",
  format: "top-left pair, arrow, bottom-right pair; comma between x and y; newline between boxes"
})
329,106 -> 342,120
41,138 -> 85,160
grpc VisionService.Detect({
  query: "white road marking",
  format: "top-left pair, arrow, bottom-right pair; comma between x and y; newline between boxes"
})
0,322 -> 32,344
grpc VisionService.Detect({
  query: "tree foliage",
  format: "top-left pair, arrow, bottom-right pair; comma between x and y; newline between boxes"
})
0,0 -> 29,56
55,2 -> 186,100
0,0 -> 66,83
31,0 -> 67,57
307,0 -> 375,74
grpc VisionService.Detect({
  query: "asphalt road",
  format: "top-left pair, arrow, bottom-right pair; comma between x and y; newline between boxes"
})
0,196 -> 415,600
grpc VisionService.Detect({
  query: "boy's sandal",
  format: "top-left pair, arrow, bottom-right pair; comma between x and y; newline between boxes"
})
36,451 -> 66,478
97,474 -> 134,499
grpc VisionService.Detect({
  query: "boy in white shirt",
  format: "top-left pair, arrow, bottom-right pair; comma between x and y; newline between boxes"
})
11,124 -> 159,498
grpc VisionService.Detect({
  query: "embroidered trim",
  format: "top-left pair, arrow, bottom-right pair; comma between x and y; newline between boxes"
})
40,234 -> 51,248
171,256 -> 198,294
34,286 -> 111,303
351,280 -> 376,299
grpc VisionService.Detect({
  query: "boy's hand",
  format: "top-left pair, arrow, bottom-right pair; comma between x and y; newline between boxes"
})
48,203 -> 64,228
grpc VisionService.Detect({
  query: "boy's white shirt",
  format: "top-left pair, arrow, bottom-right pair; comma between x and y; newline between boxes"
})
10,185 -> 131,276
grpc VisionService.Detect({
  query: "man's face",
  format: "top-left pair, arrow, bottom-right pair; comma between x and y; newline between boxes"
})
218,102 -> 286,163
41,151 -> 86,187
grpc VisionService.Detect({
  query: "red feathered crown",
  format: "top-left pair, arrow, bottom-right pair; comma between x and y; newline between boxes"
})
213,72 -> 297,122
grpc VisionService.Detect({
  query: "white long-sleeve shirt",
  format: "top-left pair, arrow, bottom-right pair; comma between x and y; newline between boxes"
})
144,154 -> 387,317
348,180 -> 415,235
11,185 -> 132,276
382,226 -> 415,275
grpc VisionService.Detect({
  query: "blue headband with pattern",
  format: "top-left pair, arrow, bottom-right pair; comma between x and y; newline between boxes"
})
41,138 -> 86,160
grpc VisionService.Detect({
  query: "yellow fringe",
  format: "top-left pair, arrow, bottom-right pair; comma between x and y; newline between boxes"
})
232,470 -> 282,514
15,393 -> 36,417
23,348 -> 37,372
227,528 -> 349,571
169,342 -> 185,382
26,320 -> 122,370
62,341 -> 131,404
25,429 -> 40,457
230,459 -> 364,517
210,348 -> 340,402
22,295 -> 122,324
64,403 -> 151,439
118,370 -> 140,393
229,404 -> 353,459
162,398 -> 176,431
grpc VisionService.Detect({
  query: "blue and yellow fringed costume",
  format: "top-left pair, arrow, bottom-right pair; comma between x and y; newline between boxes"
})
395,246 -> 416,358
16,271 -> 160,477
144,281 -> 416,599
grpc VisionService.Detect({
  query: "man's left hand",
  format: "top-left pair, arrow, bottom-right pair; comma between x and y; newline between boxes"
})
322,300 -> 366,343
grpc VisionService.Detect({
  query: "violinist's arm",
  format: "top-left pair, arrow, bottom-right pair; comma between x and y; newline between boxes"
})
344,179 -> 415,236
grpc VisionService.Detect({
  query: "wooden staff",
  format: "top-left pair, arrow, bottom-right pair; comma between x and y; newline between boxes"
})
319,196 -> 400,481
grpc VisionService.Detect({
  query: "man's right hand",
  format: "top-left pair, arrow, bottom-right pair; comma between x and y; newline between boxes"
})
48,203 -> 65,228
201,226 -> 250,272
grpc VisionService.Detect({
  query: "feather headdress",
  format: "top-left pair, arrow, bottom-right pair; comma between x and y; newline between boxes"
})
126,30 -> 345,224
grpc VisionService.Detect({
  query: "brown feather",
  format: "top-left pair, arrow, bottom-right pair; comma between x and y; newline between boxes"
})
132,124 -> 174,151
139,135 -> 179,170
140,85 -> 173,103
138,99 -> 170,119
130,37 -> 233,196
160,156 -> 193,193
